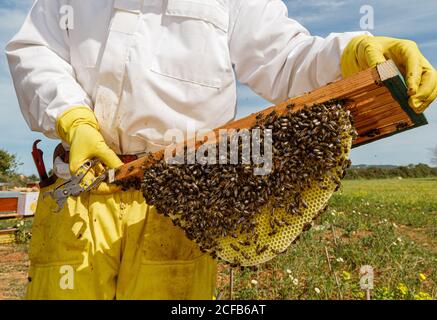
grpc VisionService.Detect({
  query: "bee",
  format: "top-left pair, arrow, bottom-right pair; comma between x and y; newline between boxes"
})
240,251 -> 251,260
319,184 -> 328,191
270,248 -> 286,255
302,223 -> 312,232
268,230 -> 278,237
238,240 -> 251,247
256,244 -> 270,255
229,243 -> 240,252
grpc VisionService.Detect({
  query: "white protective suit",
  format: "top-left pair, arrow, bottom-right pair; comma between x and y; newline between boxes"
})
6,0 -> 373,300
6,0 -> 369,156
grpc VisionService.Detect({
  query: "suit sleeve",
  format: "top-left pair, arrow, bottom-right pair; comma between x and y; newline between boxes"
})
5,0 -> 92,138
229,0 -> 371,104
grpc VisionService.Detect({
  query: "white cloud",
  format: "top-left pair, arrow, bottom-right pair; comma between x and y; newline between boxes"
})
285,0 -> 437,39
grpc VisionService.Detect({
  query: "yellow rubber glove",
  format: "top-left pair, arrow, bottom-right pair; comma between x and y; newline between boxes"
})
56,106 -> 123,174
341,35 -> 437,113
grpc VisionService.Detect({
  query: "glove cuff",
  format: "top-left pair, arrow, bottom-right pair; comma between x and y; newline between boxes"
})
56,106 -> 99,143
340,35 -> 371,78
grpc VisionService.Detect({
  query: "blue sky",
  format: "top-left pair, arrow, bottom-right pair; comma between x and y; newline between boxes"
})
1,0 -> 436,175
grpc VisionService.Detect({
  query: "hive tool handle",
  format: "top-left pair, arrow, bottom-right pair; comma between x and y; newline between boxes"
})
31,140 -> 48,182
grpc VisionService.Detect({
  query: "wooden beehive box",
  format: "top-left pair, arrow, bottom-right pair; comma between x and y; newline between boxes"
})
114,60 -> 428,181
0,192 -> 19,214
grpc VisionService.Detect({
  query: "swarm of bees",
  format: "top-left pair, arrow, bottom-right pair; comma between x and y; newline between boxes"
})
118,101 -> 356,266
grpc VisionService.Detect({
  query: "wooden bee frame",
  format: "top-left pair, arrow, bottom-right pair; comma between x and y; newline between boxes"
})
114,60 -> 427,182
223,59 -> 427,148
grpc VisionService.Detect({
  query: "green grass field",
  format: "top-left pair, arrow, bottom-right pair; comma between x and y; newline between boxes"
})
217,178 -> 437,300
1,178 -> 436,300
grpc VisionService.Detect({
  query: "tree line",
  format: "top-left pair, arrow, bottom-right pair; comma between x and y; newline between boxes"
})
0,149 -> 38,187
345,163 -> 437,180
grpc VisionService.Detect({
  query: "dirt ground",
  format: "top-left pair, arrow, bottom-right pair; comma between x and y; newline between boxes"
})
0,244 -> 29,300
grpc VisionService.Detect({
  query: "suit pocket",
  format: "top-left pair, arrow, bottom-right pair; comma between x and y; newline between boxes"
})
150,0 -> 232,88
29,179 -> 89,266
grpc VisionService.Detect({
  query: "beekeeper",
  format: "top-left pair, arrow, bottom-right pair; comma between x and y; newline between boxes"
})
6,0 -> 436,299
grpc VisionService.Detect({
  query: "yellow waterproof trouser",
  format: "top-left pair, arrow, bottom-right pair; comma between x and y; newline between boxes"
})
26,180 -> 217,299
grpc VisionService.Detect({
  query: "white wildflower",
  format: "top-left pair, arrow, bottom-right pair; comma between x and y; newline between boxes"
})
315,288 -> 321,294
314,225 -> 325,231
